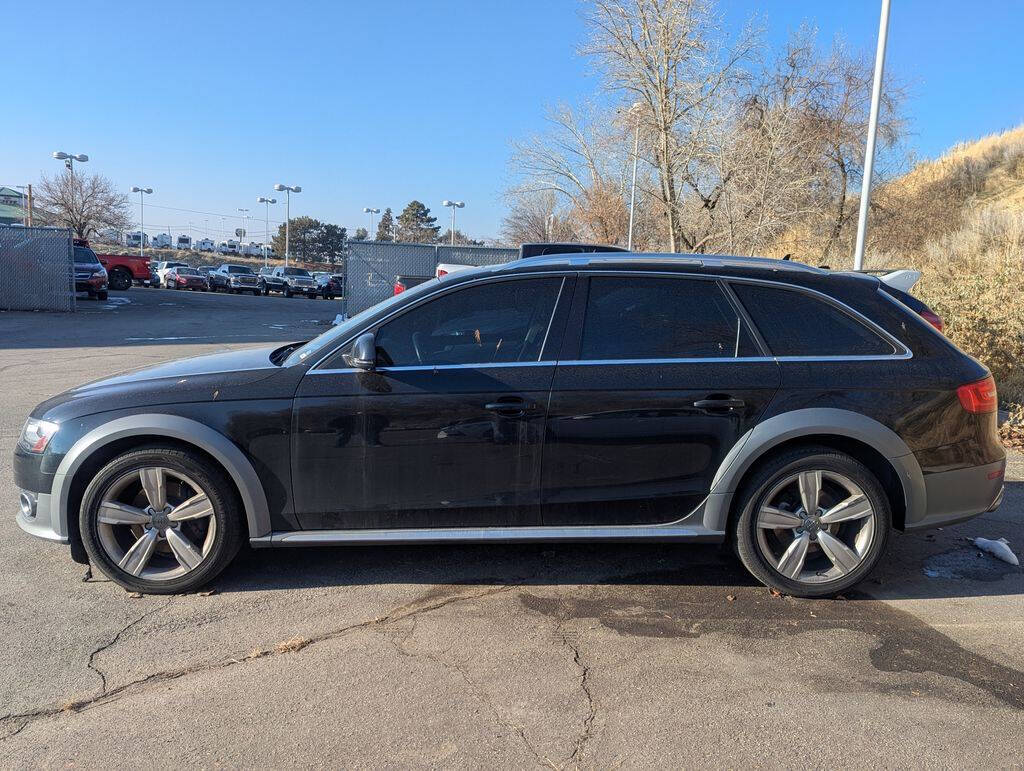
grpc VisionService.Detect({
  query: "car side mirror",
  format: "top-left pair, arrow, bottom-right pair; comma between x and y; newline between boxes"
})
344,332 -> 377,370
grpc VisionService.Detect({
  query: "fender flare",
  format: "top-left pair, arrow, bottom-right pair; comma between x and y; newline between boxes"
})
51,414 -> 271,540
702,407 -> 925,532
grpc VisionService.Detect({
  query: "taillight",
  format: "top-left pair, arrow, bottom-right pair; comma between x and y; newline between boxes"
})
919,309 -> 943,332
436,268 -> 448,278
394,282 -> 406,295
957,376 -> 997,413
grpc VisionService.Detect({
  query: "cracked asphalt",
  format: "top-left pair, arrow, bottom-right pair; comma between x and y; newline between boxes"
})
2,289 -> 1023,768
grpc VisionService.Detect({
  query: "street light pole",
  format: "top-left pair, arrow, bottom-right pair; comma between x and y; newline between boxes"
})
52,152 -> 88,233
258,196 -> 277,266
853,0 -> 891,271
627,115 -> 640,251
363,207 -> 380,238
274,184 -> 302,267
130,186 -> 152,258
237,207 -> 249,252
442,200 -> 464,246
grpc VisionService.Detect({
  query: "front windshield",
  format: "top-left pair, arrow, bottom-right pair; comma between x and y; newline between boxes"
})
283,268 -> 310,276
283,277 -> 441,367
227,265 -> 253,274
177,267 -> 199,276
73,246 -> 99,264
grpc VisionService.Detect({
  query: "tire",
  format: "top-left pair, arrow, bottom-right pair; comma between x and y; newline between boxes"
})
732,446 -> 891,598
284,289 -> 292,298
253,290 -> 261,296
109,268 -> 132,291
79,446 -> 244,594
96,291 -> 108,301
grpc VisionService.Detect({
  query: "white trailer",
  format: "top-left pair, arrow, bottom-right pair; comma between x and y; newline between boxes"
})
217,240 -> 240,255
195,238 -> 215,252
124,231 -> 149,248
152,233 -> 173,249
243,241 -> 263,256
175,235 -> 193,250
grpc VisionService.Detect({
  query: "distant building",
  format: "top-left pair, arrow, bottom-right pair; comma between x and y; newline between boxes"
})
0,186 -> 26,225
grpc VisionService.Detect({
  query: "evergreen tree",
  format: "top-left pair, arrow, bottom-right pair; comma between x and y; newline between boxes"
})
396,200 -> 440,243
272,216 -> 321,261
376,207 -> 395,242
352,227 -> 368,241
315,223 -> 347,264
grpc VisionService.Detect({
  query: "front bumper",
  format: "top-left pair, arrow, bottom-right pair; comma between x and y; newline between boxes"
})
908,457 -> 1007,530
16,490 -> 67,544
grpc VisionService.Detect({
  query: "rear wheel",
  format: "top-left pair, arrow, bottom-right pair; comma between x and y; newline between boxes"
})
108,268 -> 132,291
96,290 -> 108,301
79,447 -> 244,594
733,447 -> 891,598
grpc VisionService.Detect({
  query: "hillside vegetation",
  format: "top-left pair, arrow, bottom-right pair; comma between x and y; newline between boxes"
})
782,126 -> 1024,409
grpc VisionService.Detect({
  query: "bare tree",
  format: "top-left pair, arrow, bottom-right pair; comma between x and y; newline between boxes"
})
35,170 -> 131,239
501,190 -> 578,245
582,0 -> 759,252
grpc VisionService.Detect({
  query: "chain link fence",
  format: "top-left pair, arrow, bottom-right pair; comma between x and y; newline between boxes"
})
0,225 -> 75,312
343,241 -> 518,316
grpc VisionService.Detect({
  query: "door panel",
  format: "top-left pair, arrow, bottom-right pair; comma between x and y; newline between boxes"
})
292,365 -> 554,529
543,361 -> 780,525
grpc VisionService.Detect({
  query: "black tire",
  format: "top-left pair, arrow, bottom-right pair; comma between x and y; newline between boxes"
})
109,268 -> 132,291
79,446 -> 244,594
284,288 -> 292,298
253,289 -> 261,296
96,290 -> 108,301
732,446 -> 891,598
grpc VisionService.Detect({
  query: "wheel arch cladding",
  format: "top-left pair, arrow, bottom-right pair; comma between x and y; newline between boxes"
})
703,407 -> 924,533
54,414 -> 271,543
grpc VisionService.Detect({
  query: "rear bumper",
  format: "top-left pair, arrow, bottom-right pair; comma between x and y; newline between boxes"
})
908,457 -> 1006,531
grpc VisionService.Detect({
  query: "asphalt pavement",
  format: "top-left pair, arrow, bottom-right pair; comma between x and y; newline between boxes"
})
1,287 -> 1022,768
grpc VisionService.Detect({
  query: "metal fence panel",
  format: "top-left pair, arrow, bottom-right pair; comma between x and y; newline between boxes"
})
343,241 -> 519,316
0,225 -> 75,312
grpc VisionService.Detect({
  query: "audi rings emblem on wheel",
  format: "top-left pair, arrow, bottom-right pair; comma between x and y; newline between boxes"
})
96,467 -> 217,580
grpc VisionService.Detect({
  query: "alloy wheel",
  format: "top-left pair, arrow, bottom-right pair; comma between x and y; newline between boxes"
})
96,466 -> 217,581
754,470 -> 875,585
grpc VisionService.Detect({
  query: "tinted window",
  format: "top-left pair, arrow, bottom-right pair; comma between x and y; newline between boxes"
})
375,278 -> 563,366
579,277 -> 758,360
227,265 -> 253,274
73,246 -> 99,264
731,282 -> 895,357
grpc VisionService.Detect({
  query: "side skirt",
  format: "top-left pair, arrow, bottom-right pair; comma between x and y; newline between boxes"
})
250,524 -> 725,547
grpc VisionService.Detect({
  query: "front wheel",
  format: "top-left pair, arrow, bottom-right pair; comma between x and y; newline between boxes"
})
108,268 -> 132,291
733,447 -> 891,598
79,446 -> 244,594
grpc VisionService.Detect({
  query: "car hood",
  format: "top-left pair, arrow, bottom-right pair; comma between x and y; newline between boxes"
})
32,345 -> 299,422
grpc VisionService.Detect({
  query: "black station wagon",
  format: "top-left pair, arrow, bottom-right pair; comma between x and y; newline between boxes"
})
15,254 -> 1006,597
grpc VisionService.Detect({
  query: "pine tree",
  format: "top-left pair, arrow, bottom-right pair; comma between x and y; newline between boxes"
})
352,227 -> 368,241
376,208 -> 395,242
396,200 -> 440,243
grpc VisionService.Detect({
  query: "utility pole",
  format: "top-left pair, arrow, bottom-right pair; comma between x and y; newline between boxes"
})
853,0 -> 891,271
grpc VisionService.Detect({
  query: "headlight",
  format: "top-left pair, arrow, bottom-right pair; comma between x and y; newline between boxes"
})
19,418 -> 59,453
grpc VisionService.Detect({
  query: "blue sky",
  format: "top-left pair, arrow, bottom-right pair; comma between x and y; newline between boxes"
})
5,0 -> 1023,241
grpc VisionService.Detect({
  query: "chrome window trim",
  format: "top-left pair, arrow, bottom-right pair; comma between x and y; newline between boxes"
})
310,271 -> 572,372
307,268 -> 912,371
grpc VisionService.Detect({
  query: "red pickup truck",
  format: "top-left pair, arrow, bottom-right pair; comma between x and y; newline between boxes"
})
95,253 -> 152,290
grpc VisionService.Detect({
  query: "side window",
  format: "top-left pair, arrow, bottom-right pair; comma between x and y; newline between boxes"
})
375,277 -> 563,366
731,282 -> 896,357
579,276 -> 759,360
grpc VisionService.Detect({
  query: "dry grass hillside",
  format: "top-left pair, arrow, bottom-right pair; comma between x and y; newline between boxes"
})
786,125 -> 1024,411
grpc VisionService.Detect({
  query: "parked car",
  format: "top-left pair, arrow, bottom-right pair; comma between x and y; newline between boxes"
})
164,266 -> 209,291
13,253 -> 1006,596
395,263 -> 474,295
153,261 -> 189,287
257,266 -> 289,296
313,272 -> 344,299
96,253 -> 152,291
72,244 -> 108,301
210,263 -> 260,294
272,266 -> 318,298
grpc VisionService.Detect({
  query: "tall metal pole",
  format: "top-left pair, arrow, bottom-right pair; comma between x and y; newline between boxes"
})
450,207 -> 456,246
853,0 -> 891,271
627,116 -> 640,251
285,189 -> 290,268
139,191 -> 145,258
265,201 -> 270,266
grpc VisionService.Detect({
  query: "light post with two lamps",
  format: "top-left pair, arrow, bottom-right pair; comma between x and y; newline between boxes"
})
363,207 -> 380,238
442,200 -> 464,246
130,186 -> 153,257
273,184 -> 301,267
257,196 -> 277,266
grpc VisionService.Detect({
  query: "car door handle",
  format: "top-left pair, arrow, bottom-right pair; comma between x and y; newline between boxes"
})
693,397 -> 746,410
484,398 -> 535,416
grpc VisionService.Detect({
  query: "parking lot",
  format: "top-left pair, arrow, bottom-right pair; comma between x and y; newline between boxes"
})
1,287 -> 1023,767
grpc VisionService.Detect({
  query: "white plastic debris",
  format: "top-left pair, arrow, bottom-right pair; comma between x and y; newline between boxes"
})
971,537 -> 1020,566
333,313 -> 347,326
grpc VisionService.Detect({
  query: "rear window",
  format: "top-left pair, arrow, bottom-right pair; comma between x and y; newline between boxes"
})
731,282 -> 896,357
579,276 -> 759,360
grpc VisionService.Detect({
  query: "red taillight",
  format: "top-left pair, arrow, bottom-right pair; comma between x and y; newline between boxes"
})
436,268 -> 448,278
393,282 -> 406,295
176,276 -> 186,284
919,309 -> 944,332
957,376 -> 997,414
